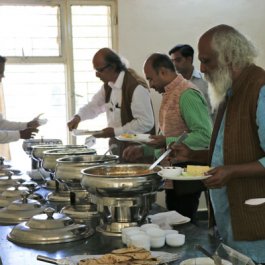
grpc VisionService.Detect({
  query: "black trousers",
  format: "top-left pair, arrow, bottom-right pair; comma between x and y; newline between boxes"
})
166,161 -> 207,224
165,188 -> 202,224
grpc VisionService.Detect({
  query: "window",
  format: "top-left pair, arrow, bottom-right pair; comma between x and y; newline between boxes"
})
0,0 -> 116,169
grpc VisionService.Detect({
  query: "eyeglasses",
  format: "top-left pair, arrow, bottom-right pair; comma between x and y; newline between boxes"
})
94,64 -> 111,73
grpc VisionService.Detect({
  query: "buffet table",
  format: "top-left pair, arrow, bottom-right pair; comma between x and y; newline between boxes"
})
0,199 -> 220,265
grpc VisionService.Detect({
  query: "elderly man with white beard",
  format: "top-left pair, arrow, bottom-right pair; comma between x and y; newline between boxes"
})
169,24 -> 265,264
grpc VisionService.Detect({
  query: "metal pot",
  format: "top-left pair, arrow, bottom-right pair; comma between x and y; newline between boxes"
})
42,147 -> 96,173
22,139 -> 62,155
55,154 -> 119,184
81,164 -> 162,197
32,144 -> 86,162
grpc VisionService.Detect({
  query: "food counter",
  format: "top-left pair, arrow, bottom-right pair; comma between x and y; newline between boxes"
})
0,197 -> 220,265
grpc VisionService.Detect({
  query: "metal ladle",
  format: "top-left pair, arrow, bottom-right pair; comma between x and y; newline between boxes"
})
195,244 -> 222,265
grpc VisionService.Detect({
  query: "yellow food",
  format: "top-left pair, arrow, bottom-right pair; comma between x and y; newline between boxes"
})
78,246 -> 159,265
121,134 -> 136,139
185,165 -> 210,176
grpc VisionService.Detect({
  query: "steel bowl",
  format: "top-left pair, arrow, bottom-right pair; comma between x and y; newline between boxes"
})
32,144 -> 86,162
81,164 -> 162,197
42,148 -> 96,172
22,139 -> 62,155
55,154 -> 119,184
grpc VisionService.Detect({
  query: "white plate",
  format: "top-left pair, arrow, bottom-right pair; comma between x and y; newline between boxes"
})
116,133 -> 151,143
158,171 -> 210,180
53,251 -> 179,265
72,129 -> 102,136
180,257 -> 232,265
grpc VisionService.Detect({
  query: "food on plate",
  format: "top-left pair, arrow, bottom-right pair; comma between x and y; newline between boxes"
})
120,133 -> 136,139
78,246 -> 159,265
185,165 -> 210,176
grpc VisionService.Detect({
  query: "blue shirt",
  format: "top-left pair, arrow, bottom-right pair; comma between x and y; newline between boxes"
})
210,85 -> 265,263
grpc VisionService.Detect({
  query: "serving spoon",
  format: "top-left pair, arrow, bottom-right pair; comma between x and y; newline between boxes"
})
195,244 -> 222,265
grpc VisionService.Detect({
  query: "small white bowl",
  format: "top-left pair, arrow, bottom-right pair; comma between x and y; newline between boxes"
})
160,167 -> 183,178
121,227 -> 140,244
140,223 -> 159,232
164,229 -> 179,235
145,228 -> 166,248
127,234 -> 151,250
126,231 -> 146,246
166,233 -> 185,247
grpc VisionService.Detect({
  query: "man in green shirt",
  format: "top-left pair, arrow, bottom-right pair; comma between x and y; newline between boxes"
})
123,53 -> 212,223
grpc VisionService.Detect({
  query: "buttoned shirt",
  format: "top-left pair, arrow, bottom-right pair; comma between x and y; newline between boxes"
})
77,71 -> 154,136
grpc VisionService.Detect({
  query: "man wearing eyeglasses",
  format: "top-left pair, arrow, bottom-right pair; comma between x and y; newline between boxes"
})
67,48 -> 155,157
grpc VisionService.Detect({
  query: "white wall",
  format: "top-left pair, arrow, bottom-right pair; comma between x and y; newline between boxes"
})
116,0 -> 265,208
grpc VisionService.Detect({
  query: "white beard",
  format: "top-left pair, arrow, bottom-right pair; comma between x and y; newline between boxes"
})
205,66 -> 232,112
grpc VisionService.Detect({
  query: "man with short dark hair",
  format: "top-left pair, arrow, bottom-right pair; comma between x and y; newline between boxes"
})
0,55 -> 39,143
169,44 -> 211,114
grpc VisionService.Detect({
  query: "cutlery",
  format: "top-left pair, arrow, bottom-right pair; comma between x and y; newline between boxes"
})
99,144 -> 118,161
149,131 -> 188,170
37,255 -> 59,264
195,244 -> 222,265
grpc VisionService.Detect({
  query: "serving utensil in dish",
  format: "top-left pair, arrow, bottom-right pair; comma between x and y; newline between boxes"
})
149,132 -> 188,170
195,244 -> 222,265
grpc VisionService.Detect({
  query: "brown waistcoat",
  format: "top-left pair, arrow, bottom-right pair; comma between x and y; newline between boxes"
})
104,70 -> 155,160
209,64 -> 265,240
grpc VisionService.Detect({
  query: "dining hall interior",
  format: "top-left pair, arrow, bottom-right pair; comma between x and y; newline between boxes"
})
0,0 -> 265,264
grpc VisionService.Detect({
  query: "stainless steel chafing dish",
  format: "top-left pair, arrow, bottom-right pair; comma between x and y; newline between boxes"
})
42,147 -> 96,172
55,154 -> 119,184
81,163 -> 162,197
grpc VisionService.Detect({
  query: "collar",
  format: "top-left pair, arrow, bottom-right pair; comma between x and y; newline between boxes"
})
108,71 -> 125,89
164,74 -> 184,92
192,68 -> 203,79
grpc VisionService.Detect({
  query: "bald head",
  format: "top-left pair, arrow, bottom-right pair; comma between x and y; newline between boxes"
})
93,48 -> 126,73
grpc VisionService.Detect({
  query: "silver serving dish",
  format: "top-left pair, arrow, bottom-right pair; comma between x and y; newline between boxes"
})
31,144 -> 87,163
0,192 -> 45,224
55,154 -> 119,184
81,164 -> 162,197
8,207 -> 94,244
22,139 -> 62,155
42,147 -> 96,172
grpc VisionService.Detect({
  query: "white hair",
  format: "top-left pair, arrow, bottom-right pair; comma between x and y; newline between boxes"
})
212,27 -> 258,70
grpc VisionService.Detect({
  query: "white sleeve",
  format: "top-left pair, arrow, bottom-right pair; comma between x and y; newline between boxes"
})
0,130 -> 20,143
77,86 -> 106,121
0,113 -> 27,131
114,85 -> 155,136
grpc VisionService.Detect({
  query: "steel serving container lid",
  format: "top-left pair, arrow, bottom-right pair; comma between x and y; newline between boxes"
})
8,207 -> 94,244
0,192 -> 45,224
81,163 -> 163,197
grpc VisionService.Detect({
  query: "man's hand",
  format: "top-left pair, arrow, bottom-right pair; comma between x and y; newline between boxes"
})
20,128 -> 39,139
203,165 -> 235,189
93,127 -> 114,138
27,119 -> 40,128
122,145 -> 144,162
147,135 -> 166,148
67,115 -> 81,131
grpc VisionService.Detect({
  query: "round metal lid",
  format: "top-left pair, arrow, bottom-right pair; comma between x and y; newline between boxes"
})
0,192 -> 45,224
8,207 -> 94,244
